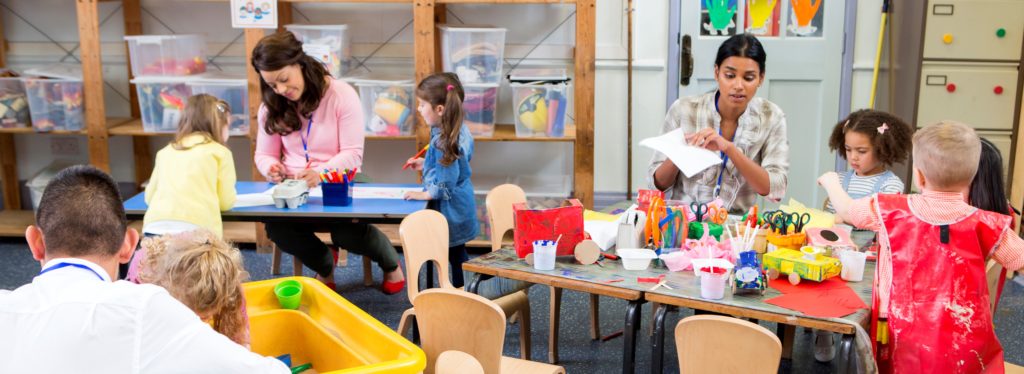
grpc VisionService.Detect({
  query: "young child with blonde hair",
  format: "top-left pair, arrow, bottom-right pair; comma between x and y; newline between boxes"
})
819,121 -> 1024,373
138,229 -> 251,347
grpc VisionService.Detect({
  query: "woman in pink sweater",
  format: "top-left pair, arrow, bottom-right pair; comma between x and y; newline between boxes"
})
251,31 -> 405,294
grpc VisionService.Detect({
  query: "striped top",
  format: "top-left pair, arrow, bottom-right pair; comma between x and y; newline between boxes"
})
824,170 -> 904,213
847,190 -> 1024,291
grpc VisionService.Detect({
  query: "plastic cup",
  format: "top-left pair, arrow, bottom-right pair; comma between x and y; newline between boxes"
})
698,267 -> 729,299
274,279 -> 303,310
839,250 -> 868,282
532,240 -> 557,271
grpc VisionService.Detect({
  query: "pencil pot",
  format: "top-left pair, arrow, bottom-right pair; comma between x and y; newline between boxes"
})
738,225 -> 768,254
766,232 -> 806,251
322,182 -> 353,206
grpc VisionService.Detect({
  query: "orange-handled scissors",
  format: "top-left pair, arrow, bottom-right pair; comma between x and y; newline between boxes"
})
707,205 -> 728,225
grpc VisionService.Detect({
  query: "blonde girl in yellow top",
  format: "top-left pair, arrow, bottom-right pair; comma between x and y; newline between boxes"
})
142,94 -> 237,238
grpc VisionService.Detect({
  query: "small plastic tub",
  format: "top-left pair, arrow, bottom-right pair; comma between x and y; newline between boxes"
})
616,248 -> 658,270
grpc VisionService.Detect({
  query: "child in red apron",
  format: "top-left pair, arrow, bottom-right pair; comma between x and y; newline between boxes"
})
820,121 -> 1024,373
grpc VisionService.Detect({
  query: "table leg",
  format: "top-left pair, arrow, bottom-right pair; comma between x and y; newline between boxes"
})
548,286 -> 562,364
837,334 -> 855,374
650,303 -> 669,374
777,324 -> 796,359
623,300 -> 644,374
467,273 -> 482,294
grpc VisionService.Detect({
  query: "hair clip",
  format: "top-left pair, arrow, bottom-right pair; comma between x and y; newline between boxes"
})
446,84 -> 455,92
842,120 -> 851,133
877,123 -> 889,134
216,103 -> 228,113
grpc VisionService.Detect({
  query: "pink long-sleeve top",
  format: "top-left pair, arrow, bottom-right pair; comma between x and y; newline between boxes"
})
255,79 -> 365,177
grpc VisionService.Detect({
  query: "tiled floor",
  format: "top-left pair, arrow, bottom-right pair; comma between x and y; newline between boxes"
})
1,238 -> 1021,373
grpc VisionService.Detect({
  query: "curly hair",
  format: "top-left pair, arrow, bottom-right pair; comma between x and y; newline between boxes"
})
827,109 -> 914,166
139,230 -> 250,347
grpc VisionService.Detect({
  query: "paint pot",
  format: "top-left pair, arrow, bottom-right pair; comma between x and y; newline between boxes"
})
532,240 -> 557,271
839,250 -> 868,282
698,266 -> 729,299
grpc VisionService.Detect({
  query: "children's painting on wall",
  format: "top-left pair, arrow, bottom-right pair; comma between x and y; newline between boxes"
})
231,0 -> 277,29
745,0 -> 781,37
701,0 -> 738,36
787,0 -> 823,37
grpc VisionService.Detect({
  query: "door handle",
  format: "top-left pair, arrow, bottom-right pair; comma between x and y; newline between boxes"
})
680,34 -> 693,86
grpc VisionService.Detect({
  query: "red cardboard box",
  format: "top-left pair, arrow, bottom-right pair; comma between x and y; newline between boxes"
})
513,199 -> 584,258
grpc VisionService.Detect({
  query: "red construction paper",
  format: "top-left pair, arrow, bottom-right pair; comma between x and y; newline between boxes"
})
765,277 -> 868,318
768,276 -> 848,294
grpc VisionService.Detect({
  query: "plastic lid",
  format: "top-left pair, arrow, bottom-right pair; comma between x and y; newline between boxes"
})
23,64 -> 83,81
124,34 -> 204,43
437,25 -> 507,32
285,24 -> 349,31
190,71 -> 247,85
508,68 -> 570,83
461,82 -> 501,89
130,75 -> 197,84
345,73 -> 414,86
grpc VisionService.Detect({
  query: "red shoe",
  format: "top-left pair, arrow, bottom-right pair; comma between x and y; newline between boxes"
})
382,279 -> 406,295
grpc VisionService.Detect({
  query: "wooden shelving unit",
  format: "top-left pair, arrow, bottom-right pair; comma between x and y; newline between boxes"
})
0,0 -> 594,241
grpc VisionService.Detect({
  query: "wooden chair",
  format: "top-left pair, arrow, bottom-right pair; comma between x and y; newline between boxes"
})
414,288 -> 564,374
436,350 -> 484,374
675,315 -> 781,374
986,259 -> 1005,311
486,184 -> 601,363
271,233 -> 373,286
397,209 -> 532,360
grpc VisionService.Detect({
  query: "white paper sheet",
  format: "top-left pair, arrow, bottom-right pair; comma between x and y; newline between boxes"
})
353,186 -> 423,199
639,128 -> 721,178
233,193 -> 275,208
584,220 -> 619,251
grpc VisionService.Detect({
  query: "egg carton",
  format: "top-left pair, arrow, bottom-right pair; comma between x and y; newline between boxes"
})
273,179 -> 309,209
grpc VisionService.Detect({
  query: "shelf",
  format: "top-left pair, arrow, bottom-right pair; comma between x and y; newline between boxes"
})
439,0 -> 576,3
0,127 -> 85,135
0,210 -> 33,237
476,124 -> 576,142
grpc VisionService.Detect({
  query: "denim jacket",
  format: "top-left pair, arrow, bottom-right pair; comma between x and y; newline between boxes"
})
423,125 -> 479,246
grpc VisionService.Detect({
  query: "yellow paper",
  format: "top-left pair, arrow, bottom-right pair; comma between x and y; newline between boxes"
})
584,209 -> 620,222
781,198 -> 835,229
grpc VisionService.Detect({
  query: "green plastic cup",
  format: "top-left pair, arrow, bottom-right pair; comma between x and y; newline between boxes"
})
274,279 -> 303,310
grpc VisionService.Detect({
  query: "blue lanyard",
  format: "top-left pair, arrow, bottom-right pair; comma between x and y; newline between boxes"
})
712,92 -> 730,198
300,117 -> 313,163
38,262 -> 105,282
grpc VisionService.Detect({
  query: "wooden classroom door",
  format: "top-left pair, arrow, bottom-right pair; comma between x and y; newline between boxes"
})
677,0 -> 845,207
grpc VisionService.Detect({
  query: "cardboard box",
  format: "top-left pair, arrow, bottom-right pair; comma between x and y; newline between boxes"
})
763,248 -> 841,282
513,199 -> 584,258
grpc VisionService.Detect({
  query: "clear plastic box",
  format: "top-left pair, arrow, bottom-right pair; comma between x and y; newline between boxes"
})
349,77 -> 415,137
0,70 -> 30,129
132,76 -> 192,133
124,34 -> 207,77
285,24 -> 351,78
511,82 -> 571,138
463,83 -> 500,137
438,25 -> 507,84
188,73 -> 250,136
23,64 -> 84,132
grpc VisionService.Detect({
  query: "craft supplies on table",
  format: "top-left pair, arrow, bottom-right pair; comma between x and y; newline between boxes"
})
763,247 -> 842,283
513,199 -> 584,258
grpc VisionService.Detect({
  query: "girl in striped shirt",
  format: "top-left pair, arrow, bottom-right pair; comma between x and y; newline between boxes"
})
823,109 -> 913,214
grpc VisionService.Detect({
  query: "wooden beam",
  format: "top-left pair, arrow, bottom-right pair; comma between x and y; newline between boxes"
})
0,4 -> 7,67
277,1 -> 292,33
0,134 -> 19,210
1011,81 -> 1024,232
245,28 -> 266,181
77,0 -> 110,173
123,0 -> 142,119
574,0 -> 595,209
413,0 -> 438,155
132,136 -> 152,189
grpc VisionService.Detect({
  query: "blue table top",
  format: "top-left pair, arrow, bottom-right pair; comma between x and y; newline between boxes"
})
124,181 -> 428,222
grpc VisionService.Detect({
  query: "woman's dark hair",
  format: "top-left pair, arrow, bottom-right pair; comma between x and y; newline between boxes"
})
828,109 -> 914,166
969,138 -> 1012,215
250,31 -> 330,136
416,73 -> 464,166
715,34 -> 767,75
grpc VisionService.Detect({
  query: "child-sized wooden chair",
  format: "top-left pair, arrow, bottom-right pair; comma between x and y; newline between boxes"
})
435,350 -> 484,374
397,209 -> 532,360
486,184 -> 601,364
675,315 -> 781,374
270,233 -> 373,286
414,288 -> 565,374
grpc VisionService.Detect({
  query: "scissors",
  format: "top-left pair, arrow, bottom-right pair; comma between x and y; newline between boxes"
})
690,202 -> 709,223
786,212 -> 811,233
773,214 -> 790,235
706,205 -> 728,225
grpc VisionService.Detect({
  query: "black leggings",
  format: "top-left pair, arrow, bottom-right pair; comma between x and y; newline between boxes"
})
449,244 -> 468,288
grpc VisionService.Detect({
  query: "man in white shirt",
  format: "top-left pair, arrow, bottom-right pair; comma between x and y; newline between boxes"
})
0,165 -> 288,373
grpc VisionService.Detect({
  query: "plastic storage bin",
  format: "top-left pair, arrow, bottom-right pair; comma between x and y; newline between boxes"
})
349,77 -> 415,136
463,83 -> 499,137
133,76 -> 192,133
188,73 -> 250,136
244,277 -> 426,373
285,24 -> 351,78
27,161 -> 74,210
0,70 -> 30,128
510,68 -> 571,137
124,34 -> 207,77
23,64 -> 84,132
439,25 -> 506,84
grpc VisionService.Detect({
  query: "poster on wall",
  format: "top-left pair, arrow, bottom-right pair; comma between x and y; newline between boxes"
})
231,0 -> 278,29
745,0 -> 781,37
701,0 -> 738,36
787,0 -> 824,37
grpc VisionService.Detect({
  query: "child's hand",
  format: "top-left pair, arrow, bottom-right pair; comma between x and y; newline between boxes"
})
295,169 -> 321,188
267,163 -> 286,183
817,172 -> 841,188
403,191 -> 431,200
403,157 -> 424,171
